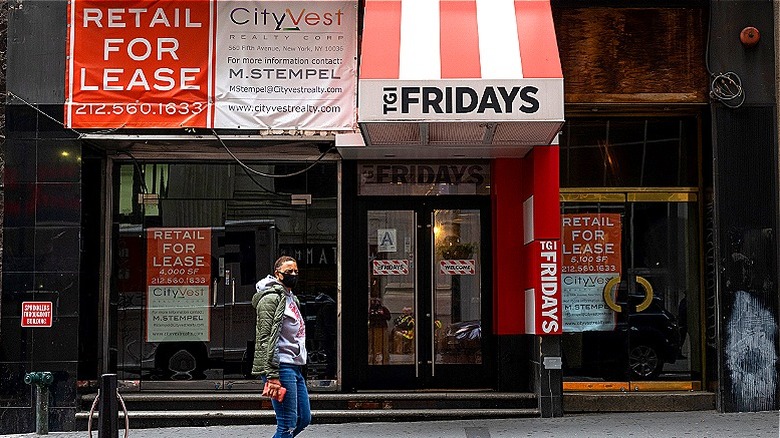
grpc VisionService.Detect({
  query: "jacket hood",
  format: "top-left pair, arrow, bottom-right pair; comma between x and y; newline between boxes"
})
252,275 -> 284,307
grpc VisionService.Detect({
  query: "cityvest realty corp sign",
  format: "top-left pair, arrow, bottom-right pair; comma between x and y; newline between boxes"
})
65,0 -> 357,130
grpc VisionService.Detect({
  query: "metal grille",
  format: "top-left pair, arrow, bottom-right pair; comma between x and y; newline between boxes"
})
364,123 -> 420,145
492,121 -> 563,145
428,122 -> 485,144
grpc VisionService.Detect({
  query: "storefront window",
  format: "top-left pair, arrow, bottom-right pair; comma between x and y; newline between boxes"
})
560,200 -> 701,383
113,160 -> 338,386
559,116 -> 703,386
560,118 -> 698,188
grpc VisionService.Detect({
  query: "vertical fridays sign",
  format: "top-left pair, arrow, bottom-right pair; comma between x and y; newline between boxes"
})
65,0 -> 358,130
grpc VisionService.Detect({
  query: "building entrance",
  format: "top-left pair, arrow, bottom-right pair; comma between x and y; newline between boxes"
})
355,198 -> 493,389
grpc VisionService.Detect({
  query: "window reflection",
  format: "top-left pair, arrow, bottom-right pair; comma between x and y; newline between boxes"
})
560,201 -> 700,382
367,211 -> 416,366
560,119 -> 698,188
434,210 -> 482,365
114,161 -> 339,383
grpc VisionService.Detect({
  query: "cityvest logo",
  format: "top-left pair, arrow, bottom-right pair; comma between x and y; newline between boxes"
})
382,85 -> 540,115
230,7 -> 345,30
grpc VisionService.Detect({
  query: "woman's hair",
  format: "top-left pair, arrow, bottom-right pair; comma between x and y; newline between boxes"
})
274,255 -> 297,272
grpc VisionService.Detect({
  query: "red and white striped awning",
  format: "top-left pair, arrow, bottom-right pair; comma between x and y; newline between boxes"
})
353,0 -> 564,158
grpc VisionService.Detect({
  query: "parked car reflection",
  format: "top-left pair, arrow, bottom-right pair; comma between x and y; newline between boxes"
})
441,320 -> 482,364
565,294 -> 682,380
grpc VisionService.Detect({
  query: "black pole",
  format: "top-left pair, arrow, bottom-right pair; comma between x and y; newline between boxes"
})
35,385 -> 50,435
98,374 -> 118,438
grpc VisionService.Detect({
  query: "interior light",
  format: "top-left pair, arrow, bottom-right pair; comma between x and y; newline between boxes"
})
61,151 -> 70,157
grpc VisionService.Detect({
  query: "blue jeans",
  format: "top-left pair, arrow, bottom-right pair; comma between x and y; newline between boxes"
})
264,364 -> 311,438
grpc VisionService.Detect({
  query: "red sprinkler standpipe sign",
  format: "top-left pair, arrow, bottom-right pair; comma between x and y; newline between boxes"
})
21,302 -> 53,328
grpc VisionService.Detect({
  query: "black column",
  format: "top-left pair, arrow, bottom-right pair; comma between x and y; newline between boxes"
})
709,0 -> 780,412
533,335 -> 563,417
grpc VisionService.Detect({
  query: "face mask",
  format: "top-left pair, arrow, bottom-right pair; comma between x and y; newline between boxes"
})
280,273 -> 298,289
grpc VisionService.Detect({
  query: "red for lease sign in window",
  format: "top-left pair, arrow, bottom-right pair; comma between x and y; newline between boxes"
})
21,302 -> 53,328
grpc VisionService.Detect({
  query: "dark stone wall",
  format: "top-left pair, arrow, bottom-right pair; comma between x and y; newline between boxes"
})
3,0 -> 87,432
1,104 -> 82,433
6,0 -> 67,104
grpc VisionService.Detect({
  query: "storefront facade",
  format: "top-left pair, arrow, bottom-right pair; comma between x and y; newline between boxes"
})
2,0 -> 778,434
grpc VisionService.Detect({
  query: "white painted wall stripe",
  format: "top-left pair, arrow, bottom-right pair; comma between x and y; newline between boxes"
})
525,288 -> 536,334
475,0 -> 523,79
399,0 -> 441,79
524,196 -> 535,244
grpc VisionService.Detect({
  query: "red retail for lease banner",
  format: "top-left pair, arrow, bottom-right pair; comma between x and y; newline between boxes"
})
65,0 -> 213,128
65,0 -> 359,130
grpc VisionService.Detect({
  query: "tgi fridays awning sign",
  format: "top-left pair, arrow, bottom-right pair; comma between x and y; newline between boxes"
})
360,80 -> 564,123
146,227 -> 212,342
561,213 -> 622,332
65,0 -> 357,130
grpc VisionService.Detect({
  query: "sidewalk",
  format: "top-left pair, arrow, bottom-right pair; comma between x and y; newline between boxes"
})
7,410 -> 779,438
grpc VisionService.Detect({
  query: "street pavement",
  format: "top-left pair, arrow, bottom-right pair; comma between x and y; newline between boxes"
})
5,410 -> 779,438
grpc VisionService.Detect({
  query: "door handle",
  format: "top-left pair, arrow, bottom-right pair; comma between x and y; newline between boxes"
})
634,276 -> 654,312
603,276 -> 622,313
602,275 -> 654,313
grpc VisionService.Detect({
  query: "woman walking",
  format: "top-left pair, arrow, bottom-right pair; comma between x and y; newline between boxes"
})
252,256 -> 311,437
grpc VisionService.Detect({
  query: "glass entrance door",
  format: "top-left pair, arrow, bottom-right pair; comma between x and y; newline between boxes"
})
360,200 -> 491,389
560,191 -> 701,387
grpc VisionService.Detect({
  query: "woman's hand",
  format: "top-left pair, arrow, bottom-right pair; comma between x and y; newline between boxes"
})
263,378 -> 285,400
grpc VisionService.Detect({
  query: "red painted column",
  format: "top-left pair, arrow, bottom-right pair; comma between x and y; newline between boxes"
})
521,146 -> 563,335
491,158 -> 525,335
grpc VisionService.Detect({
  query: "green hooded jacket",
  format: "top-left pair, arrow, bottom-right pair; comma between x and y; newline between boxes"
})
251,281 -> 301,379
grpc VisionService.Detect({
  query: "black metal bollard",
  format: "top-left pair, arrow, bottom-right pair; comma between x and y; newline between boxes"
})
98,374 -> 119,438
23,371 -> 54,435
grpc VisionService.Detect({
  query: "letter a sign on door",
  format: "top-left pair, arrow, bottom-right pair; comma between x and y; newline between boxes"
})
377,229 -> 397,253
